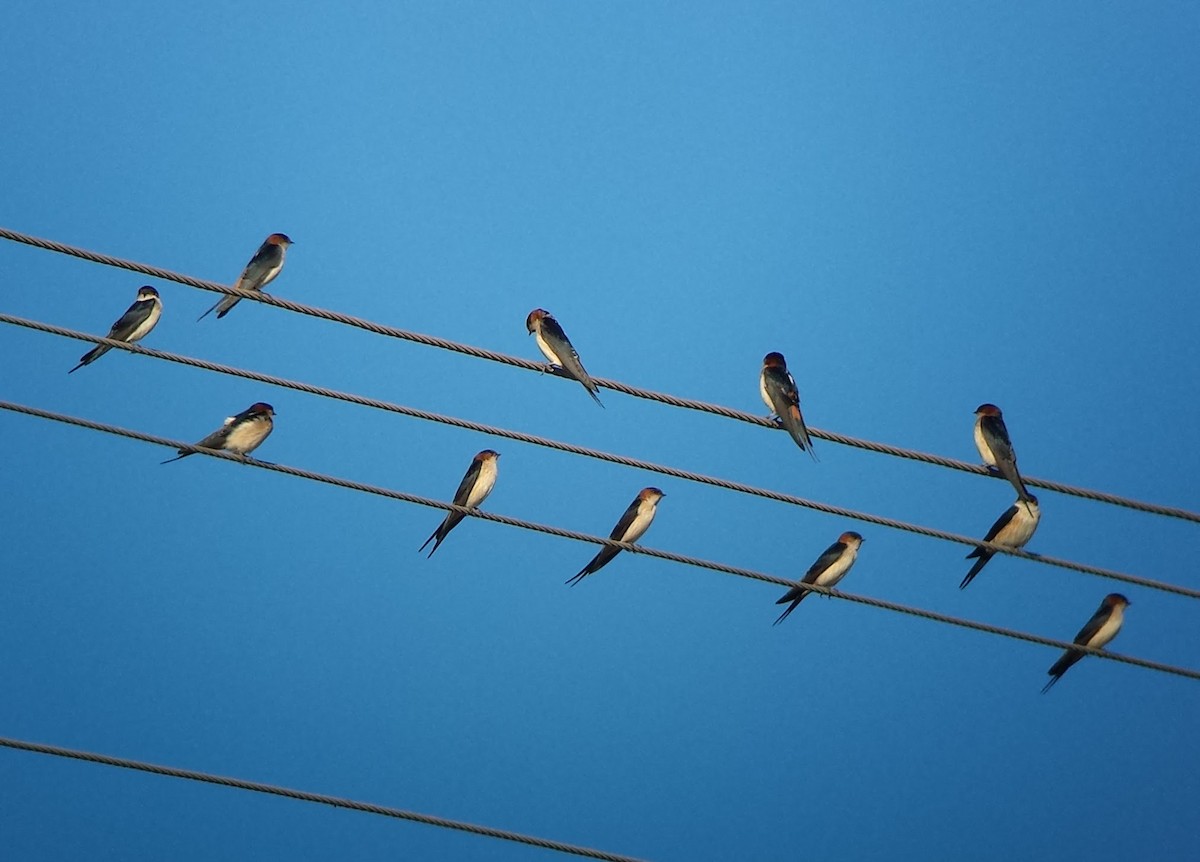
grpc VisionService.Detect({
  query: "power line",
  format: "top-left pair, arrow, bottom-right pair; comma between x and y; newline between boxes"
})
0,736 -> 652,862
5,313 -> 1191,600
1,397 -> 1196,682
2,225 -> 1194,525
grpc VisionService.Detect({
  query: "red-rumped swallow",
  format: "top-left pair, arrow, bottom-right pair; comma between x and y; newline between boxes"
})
1043,593 -> 1130,693
760,352 -> 816,460
420,449 -> 501,557
198,233 -> 293,321
973,403 -> 1030,501
526,308 -> 603,407
774,531 -> 864,625
960,495 -> 1040,589
162,402 -> 275,463
567,487 -> 664,586
69,286 -> 162,373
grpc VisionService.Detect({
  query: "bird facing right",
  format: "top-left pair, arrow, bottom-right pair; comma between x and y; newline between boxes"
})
419,449 -> 501,557
774,531 -> 864,625
162,402 -> 276,463
199,233 -> 293,321
567,488 -> 664,586
69,285 -> 162,373
1042,593 -> 1130,693
960,495 -> 1041,589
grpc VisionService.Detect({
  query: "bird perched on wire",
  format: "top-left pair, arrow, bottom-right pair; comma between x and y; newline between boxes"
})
973,403 -> 1031,501
960,496 -> 1040,589
760,352 -> 816,459
567,488 -> 664,586
198,233 -> 293,321
1043,593 -> 1130,693
526,308 -> 604,407
69,285 -> 162,373
773,531 -> 864,625
419,449 -> 501,557
161,402 -> 275,464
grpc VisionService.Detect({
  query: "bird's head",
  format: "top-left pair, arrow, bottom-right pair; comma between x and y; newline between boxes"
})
639,487 -> 666,503
526,308 -> 549,334
839,531 -> 865,548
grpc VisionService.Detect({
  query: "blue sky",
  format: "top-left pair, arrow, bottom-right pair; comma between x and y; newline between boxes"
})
2,3 -> 1198,859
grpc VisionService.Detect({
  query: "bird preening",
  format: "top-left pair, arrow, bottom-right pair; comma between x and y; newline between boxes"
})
526,308 -> 604,407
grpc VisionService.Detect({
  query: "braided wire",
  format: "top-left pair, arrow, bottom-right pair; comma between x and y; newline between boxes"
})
5,313 -> 1193,599
0,737 -> 651,862
1,397 -> 1196,681
2,225 -> 1194,524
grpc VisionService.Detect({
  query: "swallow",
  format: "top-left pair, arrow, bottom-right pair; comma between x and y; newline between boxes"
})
774,531 -> 864,625
161,402 -> 275,463
526,308 -> 603,407
1043,593 -> 1130,693
567,487 -> 664,585
960,495 -> 1040,589
69,286 -> 162,373
198,233 -> 293,321
760,352 -> 816,460
419,449 -> 501,557
973,403 -> 1031,501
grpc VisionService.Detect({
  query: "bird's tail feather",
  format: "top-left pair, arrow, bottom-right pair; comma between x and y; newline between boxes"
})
959,554 -> 991,589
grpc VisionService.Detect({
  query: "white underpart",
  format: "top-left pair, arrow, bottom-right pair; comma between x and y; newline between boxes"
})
534,326 -> 564,366
223,416 -> 273,455
622,498 -> 660,543
814,543 -> 860,587
1088,604 -> 1125,650
759,373 -> 776,414
236,256 -> 285,293
466,457 -> 498,508
126,299 -> 162,343
998,499 -> 1040,548
973,419 -> 997,467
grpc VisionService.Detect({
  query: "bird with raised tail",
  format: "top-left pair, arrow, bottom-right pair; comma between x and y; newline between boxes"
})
567,488 -> 664,586
199,233 -> 293,321
161,402 -> 275,463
